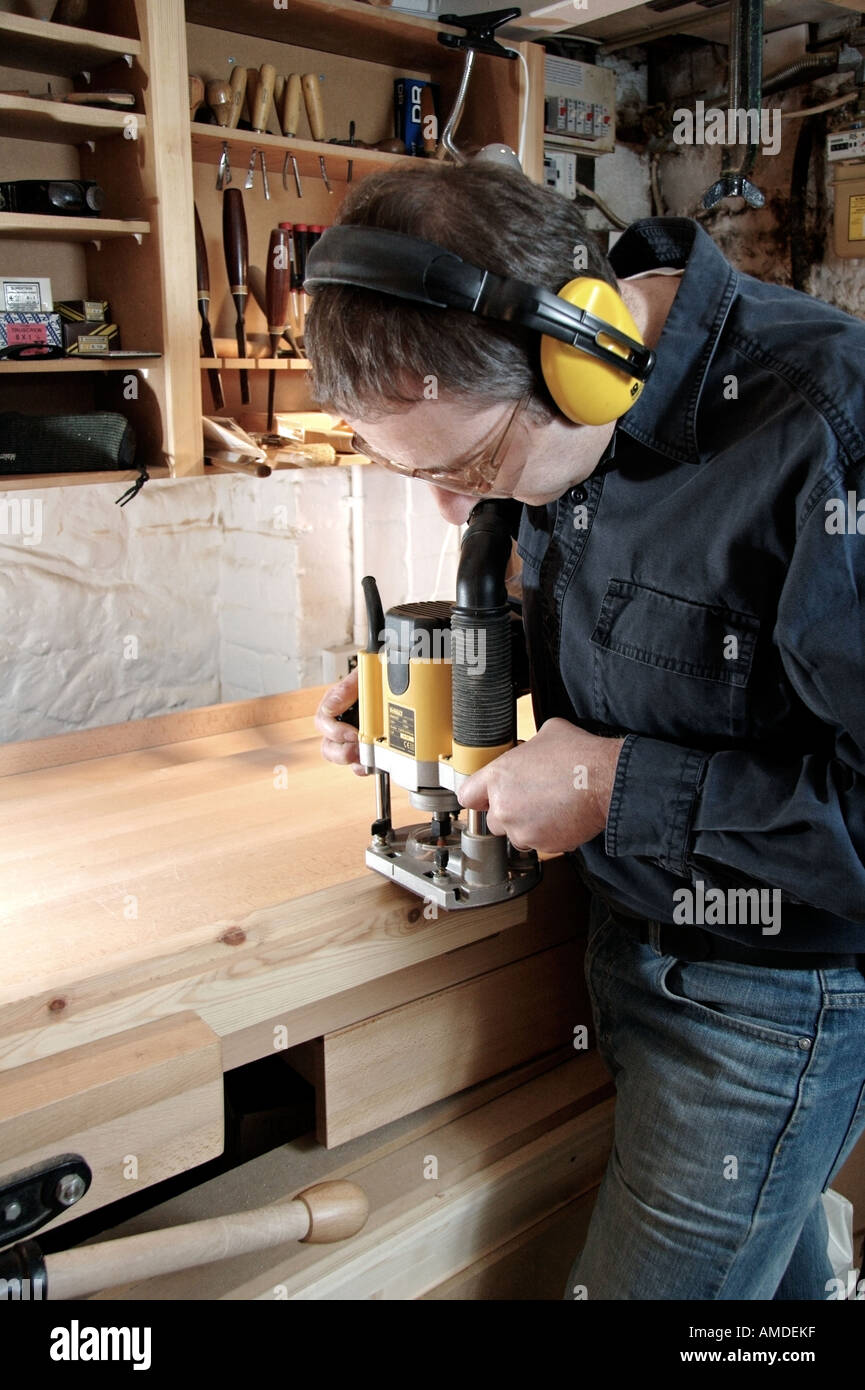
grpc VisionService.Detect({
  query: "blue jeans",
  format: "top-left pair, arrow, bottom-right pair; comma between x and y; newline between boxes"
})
565,894 -> 865,1300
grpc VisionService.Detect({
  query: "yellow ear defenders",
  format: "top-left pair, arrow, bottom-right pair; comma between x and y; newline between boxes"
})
304,225 -> 655,427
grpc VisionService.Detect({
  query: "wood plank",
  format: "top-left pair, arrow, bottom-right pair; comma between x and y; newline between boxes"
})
317,938 -> 585,1146
225,874 -> 587,1069
279,1104 -> 614,1300
191,124 -> 414,185
0,686 -> 326,775
0,94 -> 144,145
0,1012 -> 223,1236
0,213 -> 150,241
87,1050 -> 613,1299
128,0 -> 202,475
0,12 -> 141,76
422,1187 -> 598,1300
184,0 -> 465,70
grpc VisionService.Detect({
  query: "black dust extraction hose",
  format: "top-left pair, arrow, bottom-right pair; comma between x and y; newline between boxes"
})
452,500 -> 515,750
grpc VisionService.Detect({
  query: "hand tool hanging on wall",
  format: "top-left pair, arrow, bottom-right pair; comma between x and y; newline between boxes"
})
280,73 -> 303,196
227,64 -> 246,129
265,226 -> 294,430
216,140 -> 232,190
222,188 -> 251,405
281,221 -> 303,349
194,204 -> 225,411
302,73 -> 333,192
702,0 -> 765,207
248,263 -> 301,358
250,64 -> 276,197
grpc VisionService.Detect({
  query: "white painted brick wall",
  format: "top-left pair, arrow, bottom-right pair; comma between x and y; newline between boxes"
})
0,468 -> 461,743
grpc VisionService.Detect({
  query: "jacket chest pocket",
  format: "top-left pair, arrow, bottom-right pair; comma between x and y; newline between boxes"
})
588,579 -> 759,745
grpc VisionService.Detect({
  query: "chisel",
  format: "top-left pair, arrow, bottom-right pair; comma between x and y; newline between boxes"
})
280,73 -> 303,197
249,63 -> 276,198
301,73 -> 332,192
194,203 -> 224,411
265,226 -> 294,431
227,65 -> 247,129
222,188 -> 250,405
248,265 -> 300,358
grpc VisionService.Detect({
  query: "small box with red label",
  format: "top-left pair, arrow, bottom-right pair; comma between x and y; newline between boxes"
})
0,311 -> 62,350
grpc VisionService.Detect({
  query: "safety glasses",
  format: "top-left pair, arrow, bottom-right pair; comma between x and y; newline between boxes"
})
350,391 -> 532,497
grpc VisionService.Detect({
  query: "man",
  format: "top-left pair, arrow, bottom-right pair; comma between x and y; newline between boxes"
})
310,161 -> 865,1300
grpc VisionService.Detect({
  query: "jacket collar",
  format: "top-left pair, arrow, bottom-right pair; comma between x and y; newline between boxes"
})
608,217 -> 738,465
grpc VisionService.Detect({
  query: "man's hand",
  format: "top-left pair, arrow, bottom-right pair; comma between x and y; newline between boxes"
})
457,718 -> 625,853
314,667 -> 368,776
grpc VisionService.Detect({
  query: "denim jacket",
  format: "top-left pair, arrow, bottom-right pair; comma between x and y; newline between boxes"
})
517,216 -> 865,951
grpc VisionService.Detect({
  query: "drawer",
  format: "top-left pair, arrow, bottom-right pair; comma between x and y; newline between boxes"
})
291,940 -> 588,1148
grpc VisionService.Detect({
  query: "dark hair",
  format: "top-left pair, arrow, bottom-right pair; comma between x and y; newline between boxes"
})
304,161 -> 616,422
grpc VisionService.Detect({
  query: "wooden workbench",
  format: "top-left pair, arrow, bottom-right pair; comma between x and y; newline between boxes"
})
0,687 -> 591,1238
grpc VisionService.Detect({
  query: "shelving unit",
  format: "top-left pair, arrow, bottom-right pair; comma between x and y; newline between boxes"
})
0,0 -> 543,488
0,0 -> 200,485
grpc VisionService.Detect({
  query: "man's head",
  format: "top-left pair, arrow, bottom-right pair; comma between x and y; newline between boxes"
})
304,162 -> 622,513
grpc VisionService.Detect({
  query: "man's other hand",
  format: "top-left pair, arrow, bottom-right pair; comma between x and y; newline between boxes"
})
314,667 -> 368,776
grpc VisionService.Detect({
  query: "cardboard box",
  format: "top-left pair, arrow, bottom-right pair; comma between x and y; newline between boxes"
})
0,311 -> 62,349
63,320 -> 121,354
55,299 -> 110,324
1,277 -> 53,312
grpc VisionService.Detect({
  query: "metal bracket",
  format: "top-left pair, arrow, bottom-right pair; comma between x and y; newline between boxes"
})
701,0 -> 766,209
437,7 -> 521,59
0,1154 -> 91,1248
703,172 -> 766,208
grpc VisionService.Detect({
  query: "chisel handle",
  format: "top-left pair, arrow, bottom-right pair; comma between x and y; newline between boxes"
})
228,65 -> 247,129
222,188 -> 249,297
281,72 -> 302,138
266,227 -> 294,342
188,75 -> 204,121
301,73 -> 326,141
252,62 -> 276,134
206,79 -> 232,127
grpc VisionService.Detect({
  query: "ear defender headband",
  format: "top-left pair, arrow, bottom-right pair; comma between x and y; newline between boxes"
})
304,225 -> 655,426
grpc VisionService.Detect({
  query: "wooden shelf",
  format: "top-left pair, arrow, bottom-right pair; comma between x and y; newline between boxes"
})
0,466 -> 170,492
0,12 -> 141,77
0,95 -> 145,145
0,213 -> 150,242
191,124 -> 416,185
0,357 -> 161,374
185,0 -> 462,71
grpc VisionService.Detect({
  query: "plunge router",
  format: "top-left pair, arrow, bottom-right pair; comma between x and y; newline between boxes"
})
355,501 -> 541,909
